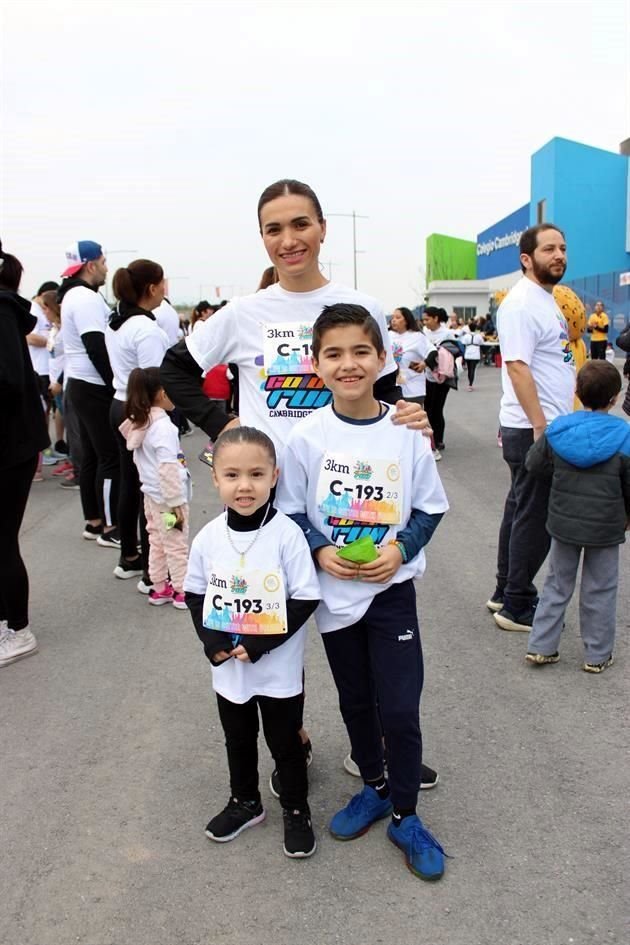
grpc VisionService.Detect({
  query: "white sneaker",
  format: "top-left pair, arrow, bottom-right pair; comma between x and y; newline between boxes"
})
343,753 -> 361,777
432,449 -> 442,462
0,628 -> 39,667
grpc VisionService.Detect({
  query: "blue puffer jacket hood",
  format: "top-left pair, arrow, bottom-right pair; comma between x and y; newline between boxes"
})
546,411 -> 630,468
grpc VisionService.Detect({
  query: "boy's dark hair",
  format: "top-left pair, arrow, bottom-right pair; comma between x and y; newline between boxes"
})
576,360 -> 621,409
519,224 -> 565,273
312,303 -> 384,360
124,366 -> 163,427
213,426 -> 277,468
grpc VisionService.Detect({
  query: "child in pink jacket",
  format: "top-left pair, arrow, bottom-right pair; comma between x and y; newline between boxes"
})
119,367 -> 191,609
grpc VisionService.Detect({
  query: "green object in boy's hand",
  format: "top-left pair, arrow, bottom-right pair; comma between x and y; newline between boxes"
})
336,536 -> 379,564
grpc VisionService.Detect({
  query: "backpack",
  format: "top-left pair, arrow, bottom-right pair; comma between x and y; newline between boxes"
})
435,346 -> 455,382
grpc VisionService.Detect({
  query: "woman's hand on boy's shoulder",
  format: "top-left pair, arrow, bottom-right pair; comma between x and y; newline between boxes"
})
391,399 -> 432,436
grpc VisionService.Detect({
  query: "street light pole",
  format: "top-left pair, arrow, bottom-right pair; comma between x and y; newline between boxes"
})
328,211 -> 368,289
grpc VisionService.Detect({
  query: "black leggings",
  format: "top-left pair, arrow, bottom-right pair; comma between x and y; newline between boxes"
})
424,381 -> 450,447
110,399 -> 149,563
0,455 -> 38,630
467,360 -> 479,386
68,379 -> 119,526
216,692 -> 307,811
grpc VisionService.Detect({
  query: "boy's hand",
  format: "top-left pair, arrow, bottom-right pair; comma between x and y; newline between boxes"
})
214,650 -> 232,662
391,399 -> 432,436
315,546 -> 363,580
231,645 -> 251,662
356,544 -> 403,583
172,505 -> 186,527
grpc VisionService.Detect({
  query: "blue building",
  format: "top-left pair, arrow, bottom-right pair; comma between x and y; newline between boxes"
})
475,137 -> 630,345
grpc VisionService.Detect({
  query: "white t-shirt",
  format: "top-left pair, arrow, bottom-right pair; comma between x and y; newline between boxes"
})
155,300 -> 182,346
460,330 -> 484,360
28,300 -> 51,376
186,282 -> 396,458
131,409 -> 191,506
497,277 -> 575,428
184,511 -> 320,703
47,325 -> 65,385
61,286 -> 112,385
388,329 -> 433,398
276,404 -> 449,633
105,314 -> 170,401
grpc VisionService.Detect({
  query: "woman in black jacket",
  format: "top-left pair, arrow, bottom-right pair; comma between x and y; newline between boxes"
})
0,243 -> 49,667
616,322 -> 630,417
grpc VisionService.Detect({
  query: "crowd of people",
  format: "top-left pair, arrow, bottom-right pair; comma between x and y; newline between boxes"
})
1,190 -> 629,881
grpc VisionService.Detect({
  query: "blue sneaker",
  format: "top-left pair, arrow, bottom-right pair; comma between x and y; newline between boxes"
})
329,785 -> 392,840
387,814 -> 446,880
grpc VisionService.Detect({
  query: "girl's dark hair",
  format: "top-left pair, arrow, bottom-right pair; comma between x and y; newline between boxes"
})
394,306 -> 419,332
312,303 -> 384,359
424,306 -> 448,324
257,266 -> 278,291
124,367 -> 163,427
191,299 -> 213,328
112,259 -> 163,306
0,240 -> 24,292
213,426 -> 277,468
257,179 -> 324,229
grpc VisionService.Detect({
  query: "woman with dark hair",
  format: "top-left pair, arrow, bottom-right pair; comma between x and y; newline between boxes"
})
105,259 -> 169,589
389,306 -> 433,406
161,178 -> 438,790
191,300 -> 214,333
422,307 -> 456,458
0,242 -> 49,667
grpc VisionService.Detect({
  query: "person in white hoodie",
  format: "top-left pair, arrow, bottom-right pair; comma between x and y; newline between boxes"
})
105,260 -> 170,588
119,367 -> 190,609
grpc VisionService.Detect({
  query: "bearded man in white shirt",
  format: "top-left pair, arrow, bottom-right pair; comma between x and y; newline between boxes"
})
488,224 -> 575,632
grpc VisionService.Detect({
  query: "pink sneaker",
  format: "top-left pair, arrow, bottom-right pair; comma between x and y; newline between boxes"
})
172,591 -> 187,610
148,585 -> 174,606
52,460 -> 73,476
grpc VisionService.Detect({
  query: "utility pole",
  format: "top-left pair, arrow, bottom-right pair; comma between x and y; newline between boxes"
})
320,259 -> 340,281
327,211 -> 368,289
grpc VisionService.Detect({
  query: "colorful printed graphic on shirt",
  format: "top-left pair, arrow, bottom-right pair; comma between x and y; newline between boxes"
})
317,453 -> 403,525
326,516 -> 391,547
554,311 -> 575,365
203,568 -> 288,635
263,322 -> 315,375
177,451 -> 188,468
391,341 -> 404,365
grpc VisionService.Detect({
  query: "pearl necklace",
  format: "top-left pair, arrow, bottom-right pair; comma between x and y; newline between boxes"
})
225,504 -> 271,567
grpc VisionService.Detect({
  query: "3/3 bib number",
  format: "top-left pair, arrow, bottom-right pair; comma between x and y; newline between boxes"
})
203,568 -> 288,635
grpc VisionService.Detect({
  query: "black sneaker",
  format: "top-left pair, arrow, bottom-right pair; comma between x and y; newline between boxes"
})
82,523 -> 102,540
283,807 -> 316,858
137,573 -> 153,595
494,606 -> 535,632
420,763 -> 439,790
270,739 -> 313,799
97,527 -> 121,549
486,589 -> 504,613
205,797 -> 265,842
113,557 -> 144,580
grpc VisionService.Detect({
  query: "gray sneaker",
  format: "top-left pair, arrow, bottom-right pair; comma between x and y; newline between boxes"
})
0,628 -> 38,667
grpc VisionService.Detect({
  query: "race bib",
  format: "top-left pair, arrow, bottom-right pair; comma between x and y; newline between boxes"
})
263,322 -> 314,376
202,567 -> 288,635
316,452 -> 403,525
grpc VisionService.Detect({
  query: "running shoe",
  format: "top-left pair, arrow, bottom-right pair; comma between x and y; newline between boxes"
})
97,528 -> 121,549
526,652 -> 560,666
485,590 -> 504,613
172,592 -> 188,610
137,573 -> 153,595
82,523 -> 102,540
583,655 -> 614,674
205,797 -> 265,842
52,460 -> 73,476
148,585 -> 174,606
113,557 -> 144,580
329,785 -> 392,840
283,807 -> 316,858
342,754 -> 439,790
387,814 -> 446,881
494,606 -> 535,632
0,628 -> 39,668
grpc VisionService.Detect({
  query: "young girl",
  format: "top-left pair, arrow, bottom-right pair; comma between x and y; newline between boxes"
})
119,367 -> 190,609
183,427 -> 320,859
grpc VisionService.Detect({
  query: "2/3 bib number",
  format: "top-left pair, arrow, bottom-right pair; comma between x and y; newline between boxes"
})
317,453 -> 403,525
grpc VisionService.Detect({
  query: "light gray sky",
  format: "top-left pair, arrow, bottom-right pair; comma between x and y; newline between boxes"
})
2,0 -> 628,308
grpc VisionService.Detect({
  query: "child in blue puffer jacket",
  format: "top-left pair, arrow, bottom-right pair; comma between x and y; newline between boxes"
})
524,360 -> 630,673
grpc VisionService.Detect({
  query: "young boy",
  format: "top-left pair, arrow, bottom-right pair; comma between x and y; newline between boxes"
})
525,360 -> 630,672
277,303 -> 449,881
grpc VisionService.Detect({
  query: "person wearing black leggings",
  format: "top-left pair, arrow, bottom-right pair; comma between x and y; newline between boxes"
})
422,307 -> 456,456
0,243 -> 50,667
105,260 -> 169,588
58,240 -> 120,547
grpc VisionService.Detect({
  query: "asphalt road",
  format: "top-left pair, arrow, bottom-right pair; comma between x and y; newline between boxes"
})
1,364 -> 628,945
